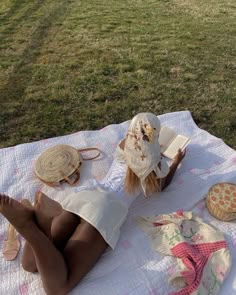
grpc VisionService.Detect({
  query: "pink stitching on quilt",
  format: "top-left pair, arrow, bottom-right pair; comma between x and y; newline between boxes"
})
0,233 -> 5,243
19,282 -> 29,295
231,157 -> 236,164
121,240 -> 133,250
148,288 -> 159,295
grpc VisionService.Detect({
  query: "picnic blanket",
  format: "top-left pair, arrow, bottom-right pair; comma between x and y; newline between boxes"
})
0,111 -> 236,295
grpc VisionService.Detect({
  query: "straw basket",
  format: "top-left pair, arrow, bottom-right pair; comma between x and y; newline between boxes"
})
206,182 -> 236,221
34,145 -> 100,186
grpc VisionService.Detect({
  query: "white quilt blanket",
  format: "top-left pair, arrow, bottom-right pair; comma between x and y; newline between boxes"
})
0,111 -> 236,295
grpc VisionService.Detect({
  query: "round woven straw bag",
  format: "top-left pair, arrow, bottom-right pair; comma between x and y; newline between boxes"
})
206,182 -> 236,221
34,145 -> 100,186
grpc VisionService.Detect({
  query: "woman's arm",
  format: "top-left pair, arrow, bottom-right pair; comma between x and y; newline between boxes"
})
161,149 -> 186,190
119,139 -> 125,150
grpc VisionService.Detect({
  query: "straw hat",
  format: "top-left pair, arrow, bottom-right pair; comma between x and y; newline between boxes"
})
206,182 -> 236,221
34,145 -> 82,186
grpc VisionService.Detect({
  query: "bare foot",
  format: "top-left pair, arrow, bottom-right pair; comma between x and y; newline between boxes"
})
34,192 -> 62,237
0,194 -> 35,233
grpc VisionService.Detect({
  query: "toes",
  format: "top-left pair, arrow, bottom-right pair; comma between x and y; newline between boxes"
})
0,194 -> 8,201
0,194 -> 10,205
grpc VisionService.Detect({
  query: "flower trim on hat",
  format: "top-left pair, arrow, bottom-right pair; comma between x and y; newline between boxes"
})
126,120 -> 158,162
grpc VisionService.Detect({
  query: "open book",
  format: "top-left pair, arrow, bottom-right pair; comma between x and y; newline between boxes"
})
159,125 -> 190,159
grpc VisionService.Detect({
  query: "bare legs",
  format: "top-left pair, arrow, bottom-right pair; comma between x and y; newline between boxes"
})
0,194 -> 107,295
21,199 -> 38,273
21,193 -> 80,272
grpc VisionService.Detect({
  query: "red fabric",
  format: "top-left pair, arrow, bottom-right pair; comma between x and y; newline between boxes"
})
170,241 -> 227,295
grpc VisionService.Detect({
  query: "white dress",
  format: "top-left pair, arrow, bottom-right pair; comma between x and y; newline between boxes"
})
61,146 -> 141,249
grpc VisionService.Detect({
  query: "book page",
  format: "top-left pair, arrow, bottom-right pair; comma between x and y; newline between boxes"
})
159,126 -> 177,153
163,134 -> 190,159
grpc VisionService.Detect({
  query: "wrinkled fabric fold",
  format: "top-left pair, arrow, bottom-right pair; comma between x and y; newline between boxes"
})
137,211 -> 232,295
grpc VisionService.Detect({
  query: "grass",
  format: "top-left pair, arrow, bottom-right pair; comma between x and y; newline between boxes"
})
0,0 -> 236,148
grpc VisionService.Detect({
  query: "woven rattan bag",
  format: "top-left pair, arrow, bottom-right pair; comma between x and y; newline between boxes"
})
34,145 -> 101,186
206,182 -> 236,221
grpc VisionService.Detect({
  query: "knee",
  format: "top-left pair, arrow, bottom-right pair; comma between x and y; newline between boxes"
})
45,285 -> 71,295
21,257 -> 38,273
51,212 -> 79,248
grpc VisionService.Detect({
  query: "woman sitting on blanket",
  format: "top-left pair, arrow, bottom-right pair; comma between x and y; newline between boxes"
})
0,112 -> 186,295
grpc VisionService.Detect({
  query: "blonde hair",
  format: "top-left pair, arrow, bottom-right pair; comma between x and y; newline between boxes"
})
125,166 -> 162,196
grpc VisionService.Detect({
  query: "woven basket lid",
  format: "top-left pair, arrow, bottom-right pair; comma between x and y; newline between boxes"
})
34,145 -> 81,183
207,182 -> 236,213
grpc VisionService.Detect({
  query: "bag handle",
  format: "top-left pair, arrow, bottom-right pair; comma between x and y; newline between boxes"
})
63,170 -> 80,186
61,162 -> 81,186
40,169 -> 81,187
77,147 -> 101,161
62,148 -> 101,186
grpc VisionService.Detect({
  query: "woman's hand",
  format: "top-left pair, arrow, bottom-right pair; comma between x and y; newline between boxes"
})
173,148 -> 186,165
162,149 -> 186,190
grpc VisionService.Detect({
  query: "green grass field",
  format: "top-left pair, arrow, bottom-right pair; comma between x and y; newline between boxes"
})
0,0 -> 236,148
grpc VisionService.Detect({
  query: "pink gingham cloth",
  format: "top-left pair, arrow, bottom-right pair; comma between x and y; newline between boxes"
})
137,211 -> 232,295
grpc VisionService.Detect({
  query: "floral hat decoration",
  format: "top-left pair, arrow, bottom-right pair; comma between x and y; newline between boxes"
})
124,112 -> 169,195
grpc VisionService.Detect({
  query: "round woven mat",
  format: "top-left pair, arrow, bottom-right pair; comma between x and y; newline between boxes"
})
34,145 -> 81,183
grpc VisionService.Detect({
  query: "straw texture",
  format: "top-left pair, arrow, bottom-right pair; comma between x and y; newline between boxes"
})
34,145 -> 81,184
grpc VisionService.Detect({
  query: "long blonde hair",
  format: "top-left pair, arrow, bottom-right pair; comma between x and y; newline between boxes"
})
125,166 -> 162,196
